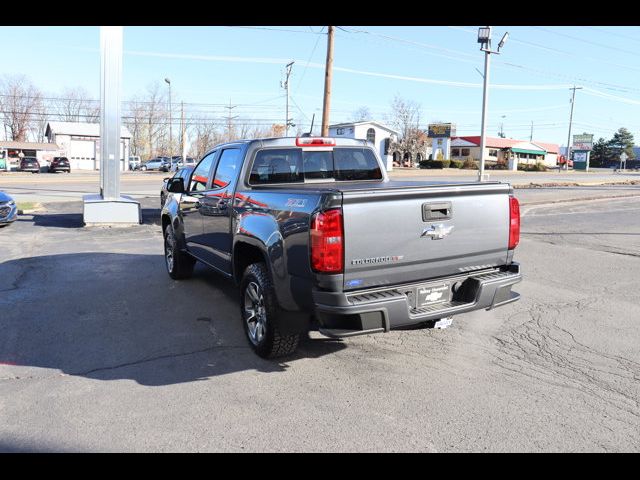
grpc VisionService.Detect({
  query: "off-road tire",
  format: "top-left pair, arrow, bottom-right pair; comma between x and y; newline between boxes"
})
163,223 -> 195,280
240,263 -> 300,359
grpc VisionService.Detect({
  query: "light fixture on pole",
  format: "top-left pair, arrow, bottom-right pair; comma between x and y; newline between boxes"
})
164,77 -> 172,156
477,26 -> 509,182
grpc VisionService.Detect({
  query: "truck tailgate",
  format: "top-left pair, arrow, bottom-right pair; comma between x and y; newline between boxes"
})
341,182 -> 511,290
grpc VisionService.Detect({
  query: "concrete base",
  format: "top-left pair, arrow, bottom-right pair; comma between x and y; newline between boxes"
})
83,194 -> 141,225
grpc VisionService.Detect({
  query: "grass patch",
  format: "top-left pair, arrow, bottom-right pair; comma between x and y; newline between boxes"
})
17,202 -> 41,213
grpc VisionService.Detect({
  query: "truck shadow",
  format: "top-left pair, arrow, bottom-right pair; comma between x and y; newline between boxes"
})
0,253 -> 345,386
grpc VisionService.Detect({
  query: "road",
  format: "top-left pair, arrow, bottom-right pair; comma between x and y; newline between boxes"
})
1,169 -> 639,204
0,193 -> 639,451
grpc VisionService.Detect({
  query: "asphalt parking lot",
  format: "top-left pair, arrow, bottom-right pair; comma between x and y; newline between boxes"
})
1,189 -> 640,452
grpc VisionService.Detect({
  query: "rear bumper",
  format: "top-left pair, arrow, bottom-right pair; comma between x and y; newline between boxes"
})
313,263 -> 522,338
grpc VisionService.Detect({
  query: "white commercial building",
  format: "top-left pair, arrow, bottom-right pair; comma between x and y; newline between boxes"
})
45,121 -> 131,171
328,121 -> 399,171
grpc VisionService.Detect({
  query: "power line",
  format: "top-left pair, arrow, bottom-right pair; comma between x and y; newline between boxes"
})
222,26 -> 322,35
532,26 -> 640,58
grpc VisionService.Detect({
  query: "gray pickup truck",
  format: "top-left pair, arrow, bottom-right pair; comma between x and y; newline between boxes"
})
161,137 -> 522,358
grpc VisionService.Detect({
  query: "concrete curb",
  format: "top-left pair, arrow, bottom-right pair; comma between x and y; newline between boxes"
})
519,193 -> 640,207
513,180 -> 640,188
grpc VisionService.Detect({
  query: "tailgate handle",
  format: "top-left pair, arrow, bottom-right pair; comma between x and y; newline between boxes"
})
423,202 -> 452,221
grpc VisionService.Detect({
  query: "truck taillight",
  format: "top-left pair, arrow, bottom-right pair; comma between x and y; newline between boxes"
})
509,196 -> 520,250
310,209 -> 343,273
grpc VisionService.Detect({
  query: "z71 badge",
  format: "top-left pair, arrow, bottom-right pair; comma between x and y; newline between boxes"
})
285,198 -> 307,208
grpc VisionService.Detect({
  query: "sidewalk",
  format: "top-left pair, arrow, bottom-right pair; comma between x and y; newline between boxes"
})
388,167 -> 640,188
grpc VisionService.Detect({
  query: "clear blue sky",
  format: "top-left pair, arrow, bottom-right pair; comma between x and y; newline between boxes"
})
2,25 -> 640,147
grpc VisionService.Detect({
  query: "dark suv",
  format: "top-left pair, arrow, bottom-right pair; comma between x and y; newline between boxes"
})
49,157 -> 71,173
19,157 -> 40,173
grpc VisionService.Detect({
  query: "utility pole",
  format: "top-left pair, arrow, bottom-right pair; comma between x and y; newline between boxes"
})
282,61 -> 294,136
565,85 -> 583,171
164,78 -> 172,156
321,26 -> 335,137
224,99 -> 239,142
530,121 -> 533,142
180,101 -> 185,163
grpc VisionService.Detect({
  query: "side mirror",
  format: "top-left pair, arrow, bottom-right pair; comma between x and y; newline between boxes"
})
167,177 -> 185,193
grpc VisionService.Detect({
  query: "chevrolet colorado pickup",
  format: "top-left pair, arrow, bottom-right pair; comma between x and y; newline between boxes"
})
161,137 -> 522,358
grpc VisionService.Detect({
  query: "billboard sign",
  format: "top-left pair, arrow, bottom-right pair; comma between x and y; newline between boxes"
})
573,134 -> 593,151
428,123 -> 455,138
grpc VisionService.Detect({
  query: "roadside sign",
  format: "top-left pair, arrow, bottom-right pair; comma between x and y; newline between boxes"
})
572,133 -> 593,151
428,123 -> 455,138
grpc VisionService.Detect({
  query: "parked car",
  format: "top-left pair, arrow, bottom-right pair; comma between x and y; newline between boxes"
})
49,157 -> 71,173
19,157 -> 40,173
179,157 -> 196,168
557,155 -> 573,168
161,137 -> 522,358
129,155 -> 142,170
141,157 -> 170,171
161,166 -> 193,207
0,191 -> 17,226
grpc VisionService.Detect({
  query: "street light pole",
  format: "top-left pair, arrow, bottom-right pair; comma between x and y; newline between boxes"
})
477,27 -> 508,182
478,47 -> 491,182
165,78 -> 172,156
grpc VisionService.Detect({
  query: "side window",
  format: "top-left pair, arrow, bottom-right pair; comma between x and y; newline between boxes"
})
189,152 -> 216,192
212,149 -> 242,190
366,128 -> 375,145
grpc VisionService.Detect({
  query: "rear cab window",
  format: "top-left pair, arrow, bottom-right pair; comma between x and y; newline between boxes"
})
248,147 -> 382,185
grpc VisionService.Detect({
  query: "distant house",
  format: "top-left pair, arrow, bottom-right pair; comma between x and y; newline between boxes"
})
45,121 -> 132,171
450,136 -> 559,168
328,121 -> 399,170
0,141 -> 62,171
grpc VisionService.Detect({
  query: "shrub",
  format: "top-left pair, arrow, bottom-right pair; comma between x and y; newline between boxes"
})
450,160 -> 463,168
518,162 -> 548,172
420,160 -> 449,169
462,157 -> 478,169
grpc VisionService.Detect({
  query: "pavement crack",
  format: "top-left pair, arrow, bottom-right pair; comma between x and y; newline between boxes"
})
70,344 -> 249,376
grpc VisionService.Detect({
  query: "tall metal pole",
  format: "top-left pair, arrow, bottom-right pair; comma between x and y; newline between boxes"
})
565,85 -> 582,171
321,26 -> 335,137
100,26 -> 123,200
478,47 -> 491,182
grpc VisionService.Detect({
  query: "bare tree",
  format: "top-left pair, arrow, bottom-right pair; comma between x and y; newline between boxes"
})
57,87 -> 99,122
123,82 -> 169,159
0,75 -> 43,142
387,95 -> 421,140
351,106 -> 372,122
386,95 -> 427,167
191,116 -> 222,159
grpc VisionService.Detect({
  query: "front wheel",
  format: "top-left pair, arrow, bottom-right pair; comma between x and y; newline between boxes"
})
141,166 -> 147,171
240,263 -> 300,359
163,223 -> 195,280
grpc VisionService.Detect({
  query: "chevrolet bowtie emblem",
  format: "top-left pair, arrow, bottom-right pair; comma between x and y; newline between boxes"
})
421,224 -> 454,240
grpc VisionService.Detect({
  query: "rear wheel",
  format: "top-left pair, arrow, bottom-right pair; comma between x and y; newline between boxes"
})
240,263 -> 300,359
163,223 -> 195,280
